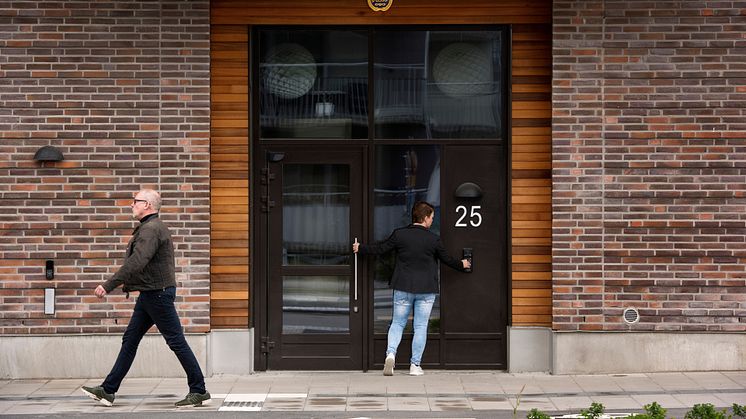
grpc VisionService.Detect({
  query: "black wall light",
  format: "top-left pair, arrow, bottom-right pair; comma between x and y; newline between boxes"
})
454,182 -> 483,199
33,145 -> 64,162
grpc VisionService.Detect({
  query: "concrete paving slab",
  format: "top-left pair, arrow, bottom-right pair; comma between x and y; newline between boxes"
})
468,394 -> 512,411
550,395 -> 594,411
348,384 -> 388,394
573,375 -> 625,393
512,396 -> 556,411
307,385 -> 349,395
714,392 -> 746,406
0,400 -> 19,414
346,396 -> 387,411
630,393 -> 688,409
723,372 -> 746,387
305,396 -> 347,411
49,398 -> 97,414
648,373 -> 700,391
387,382 -> 427,394
94,400 -> 140,413
387,396 -> 430,411
684,372 -> 743,390
590,395 -> 642,410
3,399 -> 54,415
31,379 -> 86,397
673,393 -> 730,408
611,374 -> 664,392
0,379 -> 47,396
261,396 -> 306,411
535,376 -> 584,394
429,396 -> 472,411
132,397 -> 179,412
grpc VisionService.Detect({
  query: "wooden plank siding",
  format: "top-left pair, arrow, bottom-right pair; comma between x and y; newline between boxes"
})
209,0 -> 553,328
210,25 -> 250,328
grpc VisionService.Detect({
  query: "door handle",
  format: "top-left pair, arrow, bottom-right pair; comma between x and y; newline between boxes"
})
353,237 -> 359,302
462,247 -> 473,273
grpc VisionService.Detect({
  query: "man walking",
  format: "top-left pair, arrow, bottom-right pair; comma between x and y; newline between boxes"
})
81,189 -> 210,407
353,201 -> 470,376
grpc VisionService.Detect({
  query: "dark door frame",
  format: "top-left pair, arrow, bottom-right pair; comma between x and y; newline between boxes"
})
250,24 -> 512,371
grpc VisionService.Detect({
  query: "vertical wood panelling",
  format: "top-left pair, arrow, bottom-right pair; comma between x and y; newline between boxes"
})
210,25 -> 250,328
511,24 -> 553,326
209,0 -> 553,329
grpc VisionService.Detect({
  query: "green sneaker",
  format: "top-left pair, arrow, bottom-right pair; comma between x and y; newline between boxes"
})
81,385 -> 115,407
175,391 -> 211,407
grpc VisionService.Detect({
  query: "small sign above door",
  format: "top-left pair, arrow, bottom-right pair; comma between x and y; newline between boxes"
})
368,0 -> 393,12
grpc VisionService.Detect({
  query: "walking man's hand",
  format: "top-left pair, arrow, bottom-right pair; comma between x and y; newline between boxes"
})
94,285 -> 107,299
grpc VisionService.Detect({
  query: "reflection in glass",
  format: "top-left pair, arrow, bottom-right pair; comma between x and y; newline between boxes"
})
373,145 -> 441,333
259,30 -> 368,139
283,276 -> 350,334
283,164 -> 350,265
374,30 -> 506,139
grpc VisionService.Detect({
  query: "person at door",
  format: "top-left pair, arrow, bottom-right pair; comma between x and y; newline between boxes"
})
353,201 -> 470,376
81,189 -> 211,408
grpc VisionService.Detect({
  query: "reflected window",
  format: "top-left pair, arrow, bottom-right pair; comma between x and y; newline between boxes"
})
372,145 -> 441,333
282,164 -> 350,265
283,276 -> 350,334
259,30 -> 368,139
374,30 -> 506,139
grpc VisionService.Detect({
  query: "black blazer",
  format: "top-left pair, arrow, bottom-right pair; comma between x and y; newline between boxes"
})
359,224 -> 465,294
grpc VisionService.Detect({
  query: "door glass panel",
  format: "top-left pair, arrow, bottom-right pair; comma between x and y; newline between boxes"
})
374,30 -> 506,139
283,164 -> 350,265
372,145 -> 441,333
259,29 -> 368,139
283,276 -> 350,334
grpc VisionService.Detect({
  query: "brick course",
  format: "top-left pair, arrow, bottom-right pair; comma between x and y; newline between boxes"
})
553,1 -> 746,331
0,1 -> 210,334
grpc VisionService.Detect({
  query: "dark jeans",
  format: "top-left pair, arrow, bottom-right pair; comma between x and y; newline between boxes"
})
102,287 -> 206,394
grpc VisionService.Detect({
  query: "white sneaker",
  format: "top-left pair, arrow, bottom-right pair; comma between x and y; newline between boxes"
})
383,353 -> 395,376
409,364 -> 424,376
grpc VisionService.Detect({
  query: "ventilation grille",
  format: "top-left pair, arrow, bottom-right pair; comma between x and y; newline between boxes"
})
623,307 -> 640,324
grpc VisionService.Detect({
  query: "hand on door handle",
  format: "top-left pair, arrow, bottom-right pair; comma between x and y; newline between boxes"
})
462,248 -> 473,273
352,238 -> 359,253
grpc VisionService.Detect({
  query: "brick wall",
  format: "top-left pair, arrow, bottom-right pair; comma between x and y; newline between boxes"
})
553,1 -> 746,331
0,1 -> 210,334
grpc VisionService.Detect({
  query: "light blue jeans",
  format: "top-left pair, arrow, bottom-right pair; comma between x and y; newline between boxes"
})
386,290 -> 437,366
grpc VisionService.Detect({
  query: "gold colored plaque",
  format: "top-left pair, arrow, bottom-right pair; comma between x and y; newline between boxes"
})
368,0 -> 393,12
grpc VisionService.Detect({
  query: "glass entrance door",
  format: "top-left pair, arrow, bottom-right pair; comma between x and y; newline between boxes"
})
253,25 -> 509,371
260,146 -> 364,370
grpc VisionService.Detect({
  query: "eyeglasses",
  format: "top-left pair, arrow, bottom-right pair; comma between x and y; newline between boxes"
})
132,199 -> 148,205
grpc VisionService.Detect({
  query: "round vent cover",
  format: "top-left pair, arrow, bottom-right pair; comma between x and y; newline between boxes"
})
623,307 -> 640,324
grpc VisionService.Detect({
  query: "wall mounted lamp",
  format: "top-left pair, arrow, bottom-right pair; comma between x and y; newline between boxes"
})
33,145 -> 64,162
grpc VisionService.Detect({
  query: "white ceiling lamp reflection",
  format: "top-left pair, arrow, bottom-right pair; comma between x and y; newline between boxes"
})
264,43 -> 317,99
432,42 -> 492,98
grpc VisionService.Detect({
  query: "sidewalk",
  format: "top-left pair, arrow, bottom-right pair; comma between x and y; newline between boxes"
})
2,371 -> 746,415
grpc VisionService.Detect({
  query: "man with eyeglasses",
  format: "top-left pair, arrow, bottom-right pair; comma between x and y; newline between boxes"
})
81,189 -> 210,408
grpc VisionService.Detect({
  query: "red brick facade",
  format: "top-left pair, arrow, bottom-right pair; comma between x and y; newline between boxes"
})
0,1 -> 210,334
553,1 -> 746,331
2,0 -> 745,339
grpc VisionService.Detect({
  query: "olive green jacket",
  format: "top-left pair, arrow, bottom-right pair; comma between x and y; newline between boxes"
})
103,214 -> 176,293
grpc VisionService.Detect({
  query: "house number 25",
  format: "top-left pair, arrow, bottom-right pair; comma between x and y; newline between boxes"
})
455,205 -> 482,227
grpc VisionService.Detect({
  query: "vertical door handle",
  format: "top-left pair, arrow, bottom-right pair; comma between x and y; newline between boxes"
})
353,237 -> 359,302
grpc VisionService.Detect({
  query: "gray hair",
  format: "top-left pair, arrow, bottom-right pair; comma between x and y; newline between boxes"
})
139,189 -> 162,211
